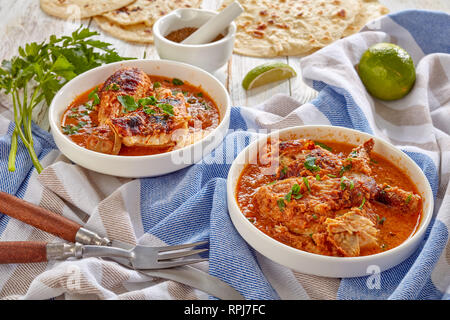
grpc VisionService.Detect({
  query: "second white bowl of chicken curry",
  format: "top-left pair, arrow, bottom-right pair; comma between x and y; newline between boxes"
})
49,59 -> 230,177
227,126 -> 433,277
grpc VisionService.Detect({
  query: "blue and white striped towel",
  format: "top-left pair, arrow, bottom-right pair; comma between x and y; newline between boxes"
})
0,10 -> 449,300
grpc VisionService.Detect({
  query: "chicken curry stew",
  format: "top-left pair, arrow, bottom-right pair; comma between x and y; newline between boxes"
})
236,138 -> 423,257
61,67 -> 220,156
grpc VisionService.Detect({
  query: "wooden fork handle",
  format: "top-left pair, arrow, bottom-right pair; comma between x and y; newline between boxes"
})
0,191 -> 81,243
0,242 -> 48,264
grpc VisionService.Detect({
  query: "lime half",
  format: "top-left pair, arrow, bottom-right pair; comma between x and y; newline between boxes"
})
357,43 -> 416,101
242,62 -> 297,90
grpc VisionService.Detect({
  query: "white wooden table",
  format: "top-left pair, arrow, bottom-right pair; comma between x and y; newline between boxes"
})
0,0 -> 449,123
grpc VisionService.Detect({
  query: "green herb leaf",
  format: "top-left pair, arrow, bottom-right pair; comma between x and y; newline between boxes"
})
157,103 -> 174,116
277,198 -> 286,211
118,95 -> 139,112
314,141 -> 332,151
291,183 -> 301,195
377,215 -> 386,225
153,82 -> 161,89
304,155 -> 320,172
303,177 -> 311,193
293,193 -> 303,200
138,96 -> 158,107
284,191 -> 292,202
172,78 -> 184,86
143,106 -> 156,115
327,174 -> 337,178
359,197 -> 366,210
339,164 -> 352,176
316,174 -> 321,181
405,194 -> 412,204
62,124 -> 79,135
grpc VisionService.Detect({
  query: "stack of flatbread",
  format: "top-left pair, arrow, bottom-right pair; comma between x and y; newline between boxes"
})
221,0 -> 389,57
40,0 -> 203,43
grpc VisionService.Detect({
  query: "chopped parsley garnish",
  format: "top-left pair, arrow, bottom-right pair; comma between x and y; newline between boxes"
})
284,191 -> 292,202
143,106 -> 156,115
62,124 -> 79,135
340,176 -> 348,190
291,183 -> 301,195
88,87 -> 100,106
138,96 -> 158,107
359,197 -> 366,210
376,215 -> 386,225
157,103 -> 174,116
266,180 -> 277,186
281,166 -> 288,177
118,95 -> 139,112
303,177 -> 311,193
349,150 -> 358,158
291,183 -> 303,200
153,82 -> 161,89
405,194 -> 412,204
339,164 -> 352,176
316,174 -> 321,181
304,155 -> 320,172
327,174 -> 337,178
62,121 -> 86,135
277,198 -> 286,211
349,180 -> 355,190
67,113 -> 79,118
370,158 -> 378,164
172,78 -> 184,86
196,92 -> 203,97
312,214 -> 318,220
84,101 -> 95,110
314,141 -> 332,151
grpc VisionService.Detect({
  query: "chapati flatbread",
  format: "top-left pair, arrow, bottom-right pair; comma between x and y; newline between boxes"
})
40,0 -> 136,19
342,0 -> 389,37
222,0 -> 361,58
93,16 -> 154,43
101,0 -> 202,27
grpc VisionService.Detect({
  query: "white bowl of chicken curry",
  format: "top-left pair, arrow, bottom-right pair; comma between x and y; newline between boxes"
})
49,59 -> 230,177
227,126 -> 433,277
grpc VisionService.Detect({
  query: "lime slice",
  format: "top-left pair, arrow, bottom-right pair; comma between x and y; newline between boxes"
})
357,43 -> 416,101
242,62 -> 297,90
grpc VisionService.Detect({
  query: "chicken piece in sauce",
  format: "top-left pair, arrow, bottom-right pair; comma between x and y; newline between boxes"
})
85,67 -> 190,154
245,138 -> 422,257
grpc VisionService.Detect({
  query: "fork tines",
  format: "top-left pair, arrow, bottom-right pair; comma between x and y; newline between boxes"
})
156,241 -> 208,268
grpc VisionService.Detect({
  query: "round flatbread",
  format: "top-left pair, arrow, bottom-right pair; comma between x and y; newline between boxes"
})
40,0 -> 136,19
222,0 -> 361,57
342,0 -> 389,37
101,0 -> 202,27
93,16 -> 154,43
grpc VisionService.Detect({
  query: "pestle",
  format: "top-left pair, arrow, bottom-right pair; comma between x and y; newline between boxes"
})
181,1 -> 243,45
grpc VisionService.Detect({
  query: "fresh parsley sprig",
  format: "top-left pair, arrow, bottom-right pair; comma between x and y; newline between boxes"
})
0,26 -> 133,173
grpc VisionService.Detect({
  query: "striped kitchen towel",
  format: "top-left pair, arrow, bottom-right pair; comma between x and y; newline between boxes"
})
0,10 -> 449,300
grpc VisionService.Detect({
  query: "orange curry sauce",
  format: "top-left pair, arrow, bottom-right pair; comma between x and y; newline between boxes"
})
236,141 -> 422,257
61,75 -> 220,156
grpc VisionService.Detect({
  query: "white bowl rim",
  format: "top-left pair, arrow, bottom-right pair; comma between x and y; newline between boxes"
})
227,125 -> 434,264
48,58 -> 231,161
152,8 -> 237,49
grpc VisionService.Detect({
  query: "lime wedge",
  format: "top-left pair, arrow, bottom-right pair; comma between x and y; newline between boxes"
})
242,62 -> 297,90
